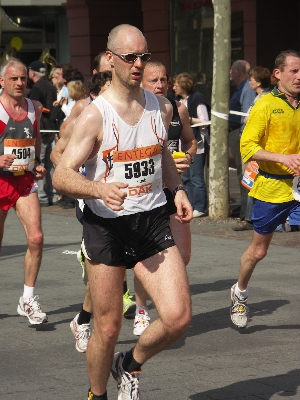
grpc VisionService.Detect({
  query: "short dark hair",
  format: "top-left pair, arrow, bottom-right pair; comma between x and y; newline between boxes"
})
56,62 -> 73,80
92,52 -> 106,72
249,66 -> 271,89
88,71 -> 112,96
65,68 -> 84,83
274,50 -> 300,71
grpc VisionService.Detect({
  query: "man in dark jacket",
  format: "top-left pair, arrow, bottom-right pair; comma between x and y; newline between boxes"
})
28,60 -> 57,206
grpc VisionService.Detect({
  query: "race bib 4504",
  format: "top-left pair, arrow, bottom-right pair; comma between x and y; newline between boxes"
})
113,144 -> 162,197
4,138 -> 35,172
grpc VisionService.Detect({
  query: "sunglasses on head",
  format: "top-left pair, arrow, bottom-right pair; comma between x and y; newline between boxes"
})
106,49 -> 151,63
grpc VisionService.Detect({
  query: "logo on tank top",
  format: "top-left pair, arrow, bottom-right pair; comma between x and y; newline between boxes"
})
24,127 -> 31,138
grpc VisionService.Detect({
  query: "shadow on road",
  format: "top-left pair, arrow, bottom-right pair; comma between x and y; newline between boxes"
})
168,299 -> 291,350
189,368 -> 300,399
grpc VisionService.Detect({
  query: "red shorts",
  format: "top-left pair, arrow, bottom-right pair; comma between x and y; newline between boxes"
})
0,172 -> 35,210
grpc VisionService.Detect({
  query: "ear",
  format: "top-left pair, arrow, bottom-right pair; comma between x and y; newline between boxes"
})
274,68 -> 280,81
106,51 -> 114,67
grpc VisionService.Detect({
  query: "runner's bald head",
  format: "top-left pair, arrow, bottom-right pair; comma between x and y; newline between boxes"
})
107,24 -> 147,52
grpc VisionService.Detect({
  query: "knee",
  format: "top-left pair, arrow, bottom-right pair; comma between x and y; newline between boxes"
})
163,302 -> 192,338
249,246 -> 268,262
28,230 -> 43,249
93,317 -> 121,346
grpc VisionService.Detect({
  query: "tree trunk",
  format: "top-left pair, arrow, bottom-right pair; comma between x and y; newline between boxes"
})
209,0 -> 231,218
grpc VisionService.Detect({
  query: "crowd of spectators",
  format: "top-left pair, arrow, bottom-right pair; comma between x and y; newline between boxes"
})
0,52 -> 277,219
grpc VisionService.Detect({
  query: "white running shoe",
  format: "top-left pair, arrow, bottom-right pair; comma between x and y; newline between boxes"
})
133,309 -> 150,336
193,210 -> 205,218
70,313 -> 91,353
230,284 -> 249,328
111,351 -> 140,400
17,295 -> 48,325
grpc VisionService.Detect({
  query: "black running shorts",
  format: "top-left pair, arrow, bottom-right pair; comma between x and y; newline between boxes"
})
82,205 -> 175,269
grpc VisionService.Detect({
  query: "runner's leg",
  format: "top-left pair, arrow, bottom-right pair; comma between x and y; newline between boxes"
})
86,260 -> 126,396
15,191 -> 43,287
238,231 -> 273,290
132,245 -> 191,364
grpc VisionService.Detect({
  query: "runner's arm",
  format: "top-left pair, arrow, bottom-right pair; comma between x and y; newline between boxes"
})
174,101 -> 197,173
52,104 -> 128,210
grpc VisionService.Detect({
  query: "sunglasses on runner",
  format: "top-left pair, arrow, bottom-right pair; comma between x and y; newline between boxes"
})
106,49 -> 151,63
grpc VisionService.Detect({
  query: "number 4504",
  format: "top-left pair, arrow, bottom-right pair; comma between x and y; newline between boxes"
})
12,148 -> 31,159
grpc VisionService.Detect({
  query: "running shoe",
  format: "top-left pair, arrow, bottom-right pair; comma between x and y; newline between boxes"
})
111,351 -> 141,400
70,313 -> 91,353
133,309 -> 150,336
17,295 -> 48,325
123,290 -> 136,318
230,284 -> 249,328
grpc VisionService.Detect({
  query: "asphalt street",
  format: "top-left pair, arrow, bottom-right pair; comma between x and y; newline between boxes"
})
1,173 -> 300,399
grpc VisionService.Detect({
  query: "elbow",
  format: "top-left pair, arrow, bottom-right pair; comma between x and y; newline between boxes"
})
52,169 -> 61,192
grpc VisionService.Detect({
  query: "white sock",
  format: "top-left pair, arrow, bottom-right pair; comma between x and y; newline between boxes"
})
136,305 -> 148,315
23,285 -> 34,302
235,283 -> 248,301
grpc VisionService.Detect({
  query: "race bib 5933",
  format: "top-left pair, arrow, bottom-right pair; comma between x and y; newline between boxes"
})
113,144 -> 162,197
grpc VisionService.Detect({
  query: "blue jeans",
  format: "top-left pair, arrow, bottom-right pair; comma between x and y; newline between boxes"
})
182,153 -> 207,212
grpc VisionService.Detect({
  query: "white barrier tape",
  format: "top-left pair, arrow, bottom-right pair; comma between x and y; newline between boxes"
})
40,130 -> 60,133
210,109 -> 250,121
191,121 -> 211,128
230,110 -> 249,117
211,110 -> 228,120
191,108 -> 250,128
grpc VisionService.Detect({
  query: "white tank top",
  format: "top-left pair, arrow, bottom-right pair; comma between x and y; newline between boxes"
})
85,89 -> 167,218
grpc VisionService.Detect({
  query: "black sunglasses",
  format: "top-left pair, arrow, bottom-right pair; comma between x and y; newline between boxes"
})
106,49 -> 151,63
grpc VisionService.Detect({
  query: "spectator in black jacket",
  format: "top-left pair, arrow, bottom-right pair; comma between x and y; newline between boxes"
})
28,60 -> 58,207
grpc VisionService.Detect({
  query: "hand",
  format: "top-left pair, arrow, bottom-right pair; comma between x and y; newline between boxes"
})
59,97 -> 68,106
0,154 -> 17,169
34,163 -> 47,180
174,156 -> 191,174
173,190 -> 193,223
99,182 -> 128,211
280,154 -> 300,175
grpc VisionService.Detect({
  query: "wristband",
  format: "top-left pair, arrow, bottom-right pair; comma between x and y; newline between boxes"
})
35,156 -> 41,164
185,151 -> 194,164
172,185 -> 187,198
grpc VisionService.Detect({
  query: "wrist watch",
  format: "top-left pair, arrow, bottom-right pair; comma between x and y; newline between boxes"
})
185,151 -> 194,164
172,185 -> 188,198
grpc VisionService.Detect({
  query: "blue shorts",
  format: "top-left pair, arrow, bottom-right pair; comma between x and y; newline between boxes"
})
252,198 -> 300,234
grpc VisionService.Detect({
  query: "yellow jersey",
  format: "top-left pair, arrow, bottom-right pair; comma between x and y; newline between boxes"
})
241,87 -> 300,203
